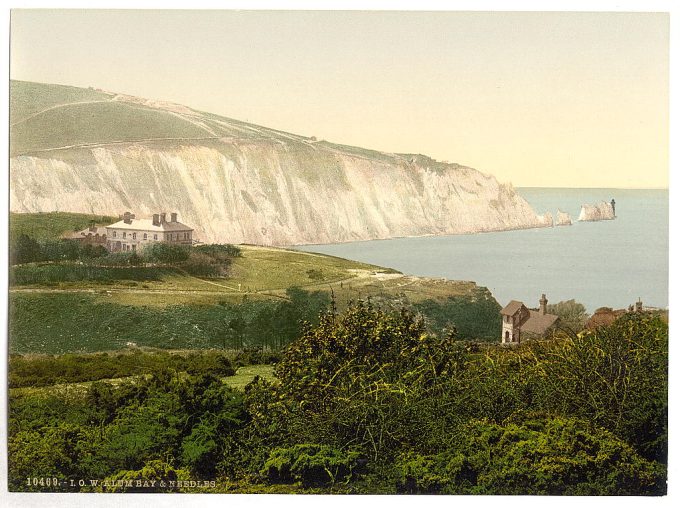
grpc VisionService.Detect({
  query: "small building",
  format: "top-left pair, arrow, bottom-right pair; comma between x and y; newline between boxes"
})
68,221 -> 108,246
500,294 -> 560,344
585,298 -> 647,330
105,211 -> 194,252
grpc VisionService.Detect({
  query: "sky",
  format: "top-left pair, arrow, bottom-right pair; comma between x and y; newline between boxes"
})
9,9 -> 669,188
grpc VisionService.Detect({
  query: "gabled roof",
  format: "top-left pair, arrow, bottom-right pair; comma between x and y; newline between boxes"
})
521,310 -> 559,335
106,218 -> 193,232
501,300 -> 526,316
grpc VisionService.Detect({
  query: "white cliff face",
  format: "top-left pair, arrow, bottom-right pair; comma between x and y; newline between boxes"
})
10,141 -> 550,245
556,210 -> 572,226
578,202 -> 615,222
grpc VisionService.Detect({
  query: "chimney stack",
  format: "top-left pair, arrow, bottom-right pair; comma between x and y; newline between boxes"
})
89,220 -> 96,232
171,212 -> 177,223
160,213 -> 167,224
152,214 -> 160,226
539,294 -> 548,315
123,211 -> 133,224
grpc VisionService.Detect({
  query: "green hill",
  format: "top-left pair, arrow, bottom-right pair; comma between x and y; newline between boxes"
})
9,211 -> 117,241
9,79 -> 309,156
10,80 -> 112,124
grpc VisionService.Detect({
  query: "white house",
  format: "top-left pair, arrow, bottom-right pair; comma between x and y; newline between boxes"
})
105,211 -> 194,252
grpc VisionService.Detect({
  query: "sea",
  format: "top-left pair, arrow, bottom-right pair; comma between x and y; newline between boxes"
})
297,188 -> 669,313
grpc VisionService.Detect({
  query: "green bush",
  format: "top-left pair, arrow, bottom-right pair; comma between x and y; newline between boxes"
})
262,444 -> 361,487
414,290 -> 502,340
9,264 -> 167,285
395,416 -> 665,495
98,460 -> 191,493
141,242 -> 190,263
194,243 -> 241,258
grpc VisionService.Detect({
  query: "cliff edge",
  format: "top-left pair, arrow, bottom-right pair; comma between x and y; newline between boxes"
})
10,80 -> 551,246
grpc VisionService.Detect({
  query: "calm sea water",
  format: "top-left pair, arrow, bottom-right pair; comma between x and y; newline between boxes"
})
297,188 -> 668,312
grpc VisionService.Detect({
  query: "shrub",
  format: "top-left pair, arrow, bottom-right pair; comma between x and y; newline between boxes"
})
395,416 -> 666,495
98,460 -> 191,493
194,243 -> 241,258
262,444 -> 361,487
142,243 -> 190,263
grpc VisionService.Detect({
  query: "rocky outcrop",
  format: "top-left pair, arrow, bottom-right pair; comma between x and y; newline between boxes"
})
578,202 -> 615,222
556,210 -> 572,226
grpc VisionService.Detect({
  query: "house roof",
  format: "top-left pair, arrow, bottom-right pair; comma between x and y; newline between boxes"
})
106,218 -> 193,232
521,310 -> 559,335
500,300 -> 526,316
68,226 -> 108,238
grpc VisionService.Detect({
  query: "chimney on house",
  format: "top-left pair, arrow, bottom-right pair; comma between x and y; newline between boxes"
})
89,220 -> 96,232
170,212 -> 177,223
160,213 -> 167,224
152,214 -> 160,226
123,211 -> 133,224
539,294 -> 548,315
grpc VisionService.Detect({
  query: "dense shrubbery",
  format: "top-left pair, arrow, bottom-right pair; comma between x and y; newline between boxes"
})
8,306 -> 667,494
9,233 -> 242,282
262,444 -> 362,487
395,416 -> 664,495
9,288 -> 331,354
414,291 -> 502,340
9,350 -> 236,388
9,264 -> 169,285
9,372 -> 246,491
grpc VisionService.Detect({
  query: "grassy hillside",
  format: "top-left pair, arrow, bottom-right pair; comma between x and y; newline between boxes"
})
9,211 -> 117,241
10,80 -> 112,124
10,81 -> 395,162
9,80 -> 312,156
11,102 -> 212,156
9,212 -> 501,353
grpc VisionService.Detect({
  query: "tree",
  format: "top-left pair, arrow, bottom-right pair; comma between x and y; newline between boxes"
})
546,299 -> 589,333
10,234 -> 41,265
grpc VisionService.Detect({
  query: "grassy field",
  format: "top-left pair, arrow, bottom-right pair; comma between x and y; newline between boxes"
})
10,364 -> 276,400
223,365 -> 275,390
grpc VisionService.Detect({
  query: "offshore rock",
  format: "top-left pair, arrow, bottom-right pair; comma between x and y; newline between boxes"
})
578,201 -> 615,222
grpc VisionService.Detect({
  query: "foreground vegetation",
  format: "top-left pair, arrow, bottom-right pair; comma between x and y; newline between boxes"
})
8,307 -> 667,494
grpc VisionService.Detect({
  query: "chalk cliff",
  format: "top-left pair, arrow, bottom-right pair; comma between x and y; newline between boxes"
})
10,80 -> 551,246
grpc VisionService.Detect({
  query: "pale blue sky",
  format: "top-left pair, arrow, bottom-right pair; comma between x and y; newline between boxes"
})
10,10 -> 669,188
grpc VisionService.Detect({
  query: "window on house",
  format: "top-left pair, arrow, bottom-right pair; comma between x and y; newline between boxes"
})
143,233 -> 147,240
154,234 -> 158,240
132,232 -> 136,240
123,232 -> 126,239
113,231 -> 117,238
